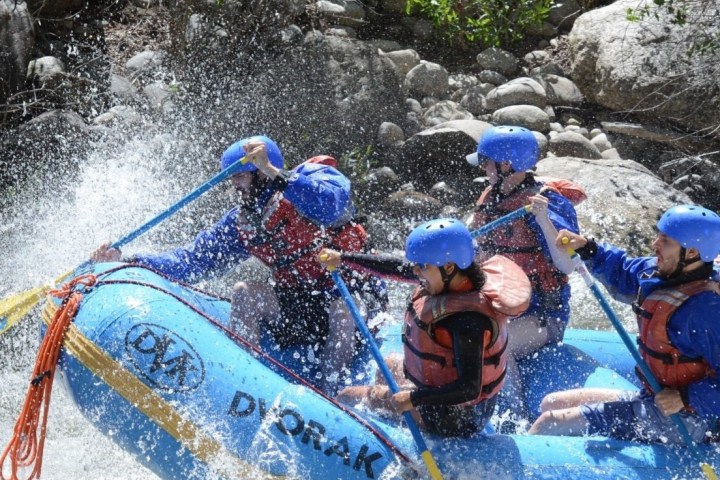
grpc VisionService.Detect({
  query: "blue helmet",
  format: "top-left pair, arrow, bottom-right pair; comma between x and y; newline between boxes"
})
657,204 -> 720,262
219,135 -> 284,175
405,218 -> 475,269
474,125 -> 540,172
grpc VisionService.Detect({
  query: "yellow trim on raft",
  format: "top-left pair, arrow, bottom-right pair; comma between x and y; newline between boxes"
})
42,300 -> 283,479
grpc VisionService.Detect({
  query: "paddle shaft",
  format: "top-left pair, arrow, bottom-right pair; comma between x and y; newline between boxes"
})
470,205 -> 530,239
0,159 -> 242,336
329,270 -> 444,480
111,165 -> 237,249
570,253 -> 717,477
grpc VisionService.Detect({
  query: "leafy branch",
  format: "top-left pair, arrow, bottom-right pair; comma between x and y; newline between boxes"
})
405,0 -> 555,47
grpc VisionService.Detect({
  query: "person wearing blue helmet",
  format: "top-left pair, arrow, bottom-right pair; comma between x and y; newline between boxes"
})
530,205 -> 720,444
467,125 -> 581,429
318,218 -> 532,437
92,136 -> 387,393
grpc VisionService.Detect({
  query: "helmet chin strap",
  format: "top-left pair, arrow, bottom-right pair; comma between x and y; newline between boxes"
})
439,265 -> 458,293
666,247 -> 702,279
496,165 -> 514,183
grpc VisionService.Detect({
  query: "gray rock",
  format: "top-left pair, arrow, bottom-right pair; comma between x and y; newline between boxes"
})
477,70 -> 508,86
568,0 -> 720,138
491,105 -> 551,132
531,74 -> 584,106
549,131 -> 603,159
383,190 -> 444,219
125,50 -> 167,78
405,61 -> 449,98
486,77 -> 547,110
382,49 -> 421,75
590,132 -> 613,152
26,56 -> 65,88
476,47 -> 519,76
535,156 -> 692,256
377,121 -> 405,147
1,0 -> 34,104
390,119 -> 492,195
422,100 -> 474,124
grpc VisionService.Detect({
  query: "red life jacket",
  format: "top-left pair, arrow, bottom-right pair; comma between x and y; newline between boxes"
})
237,156 -> 366,287
402,255 -> 531,405
473,182 -> 569,293
634,280 -> 719,391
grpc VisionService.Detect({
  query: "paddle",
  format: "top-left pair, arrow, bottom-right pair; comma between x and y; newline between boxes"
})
470,205 -> 531,239
324,263 -> 444,480
564,242 -> 718,480
0,160 -> 243,336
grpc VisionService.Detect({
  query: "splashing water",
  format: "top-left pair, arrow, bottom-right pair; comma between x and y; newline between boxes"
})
0,134 -> 214,479
0,129 -> 638,479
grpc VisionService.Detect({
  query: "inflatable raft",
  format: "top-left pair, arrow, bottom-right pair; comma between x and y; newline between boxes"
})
39,263 -> 719,479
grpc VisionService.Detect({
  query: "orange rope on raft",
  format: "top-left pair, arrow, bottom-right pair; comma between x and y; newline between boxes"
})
0,274 -> 96,480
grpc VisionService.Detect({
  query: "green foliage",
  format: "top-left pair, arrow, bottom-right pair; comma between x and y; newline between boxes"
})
405,0 -> 554,47
626,0 -> 688,25
338,145 -> 376,178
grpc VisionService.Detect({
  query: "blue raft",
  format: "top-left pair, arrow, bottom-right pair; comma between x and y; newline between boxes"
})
41,263 -> 719,479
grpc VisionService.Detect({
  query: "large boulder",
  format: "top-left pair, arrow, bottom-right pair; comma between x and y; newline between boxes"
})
0,0 -> 34,104
536,156 -> 693,255
387,119 -> 491,196
568,0 -> 720,138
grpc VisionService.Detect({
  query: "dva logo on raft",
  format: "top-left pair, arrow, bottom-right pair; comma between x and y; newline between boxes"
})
125,323 -> 206,392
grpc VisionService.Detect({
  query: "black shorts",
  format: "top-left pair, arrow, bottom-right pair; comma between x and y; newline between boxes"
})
418,395 -> 497,438
269,286 -> 333,347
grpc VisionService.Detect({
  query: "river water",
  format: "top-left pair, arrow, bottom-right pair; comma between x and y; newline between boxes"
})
0,132 -> 634,479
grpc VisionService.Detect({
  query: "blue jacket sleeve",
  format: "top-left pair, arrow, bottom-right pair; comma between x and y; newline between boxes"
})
281,163 -> 353,226
128,208 -> 250,283
668,292 -> 720,418
527,190 -> 579,263
586,243 -> 657,304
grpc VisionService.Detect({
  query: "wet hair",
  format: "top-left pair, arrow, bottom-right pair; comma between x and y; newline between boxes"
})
459,262 -> 486,290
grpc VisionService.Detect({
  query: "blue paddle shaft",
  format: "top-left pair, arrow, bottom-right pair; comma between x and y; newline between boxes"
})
330,270 -> 431,452
110,162 -> 238,249
470,206 -> 529,239
572,256 -> 698,448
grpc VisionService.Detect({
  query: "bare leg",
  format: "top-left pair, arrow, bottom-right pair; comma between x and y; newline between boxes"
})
529,388 -> 625,436
376,354 -> 409,387
528,406 -> 589,435
507,314 -> 549,358
320,298 -> 358,390
499,314 -> 548,420
230,281 -> 279,345
539,388 -> 625,412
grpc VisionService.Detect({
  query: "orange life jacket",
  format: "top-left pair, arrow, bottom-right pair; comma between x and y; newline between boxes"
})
473,182 -> 569,293
634,280 -> 719,390
402,255 -> 531,405
238,156 -> 367,287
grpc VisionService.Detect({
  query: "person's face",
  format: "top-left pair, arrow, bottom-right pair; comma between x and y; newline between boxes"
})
230,172 -> 255,196
652,232 -> 683,279
412,263 -> 443,294
483,159 -> 512,184
413,262 -> 457,295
